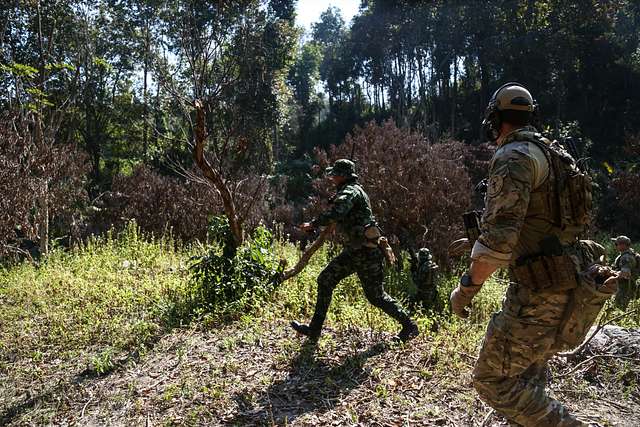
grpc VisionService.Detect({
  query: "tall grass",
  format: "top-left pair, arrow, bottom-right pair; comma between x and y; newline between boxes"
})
1,225 -> 638,380
0,222 -> 191,374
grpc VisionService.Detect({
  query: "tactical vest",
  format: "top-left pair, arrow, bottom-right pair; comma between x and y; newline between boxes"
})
615,249 -> 640,276
506,130 -> 592,236
505,130 -> 594,292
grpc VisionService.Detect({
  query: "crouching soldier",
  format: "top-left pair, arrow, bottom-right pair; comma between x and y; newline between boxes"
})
411,248 -> 440,308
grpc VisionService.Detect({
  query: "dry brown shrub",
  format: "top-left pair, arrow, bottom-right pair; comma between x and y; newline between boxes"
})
101,166 -> 280,242
311,120 -> 474,263
99,166 -> 223,241
0,113 -> 89,256
597,135 -> 640,239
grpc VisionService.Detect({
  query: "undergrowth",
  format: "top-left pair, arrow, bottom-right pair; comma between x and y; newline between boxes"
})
1,223 -> 639,425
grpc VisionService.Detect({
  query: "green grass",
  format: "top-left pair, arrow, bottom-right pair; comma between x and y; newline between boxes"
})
1,225 -> 639,425
0,222 -> 192,375
2,226 -> 638,371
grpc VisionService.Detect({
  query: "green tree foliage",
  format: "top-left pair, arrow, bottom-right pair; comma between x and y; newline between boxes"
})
155,0 -> 298,175
308,1 -> 640,158
2,0 -> 640,251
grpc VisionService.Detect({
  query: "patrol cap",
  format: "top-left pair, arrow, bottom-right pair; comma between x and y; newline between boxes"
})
611,235 -> 631,245
326,158 -> 358,179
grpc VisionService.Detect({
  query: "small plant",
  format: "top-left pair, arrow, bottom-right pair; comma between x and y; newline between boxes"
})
91,347 -> 115,375
188,216 -> 284,319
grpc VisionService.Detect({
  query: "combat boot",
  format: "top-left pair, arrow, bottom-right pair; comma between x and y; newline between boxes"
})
290,321 -> 320,341
395,320 -> 419,343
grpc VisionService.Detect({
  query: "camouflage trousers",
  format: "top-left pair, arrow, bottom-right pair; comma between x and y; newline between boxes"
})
308,247 -> 412,333
614,278 -> 638,311
415,282 -> 438,307
473,281 -> 584,427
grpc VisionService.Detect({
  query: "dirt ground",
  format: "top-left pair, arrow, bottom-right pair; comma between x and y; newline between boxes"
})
3,320 -> 638,426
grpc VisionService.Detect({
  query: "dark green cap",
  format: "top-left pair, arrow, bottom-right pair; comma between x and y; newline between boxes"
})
326,158 -> 358,179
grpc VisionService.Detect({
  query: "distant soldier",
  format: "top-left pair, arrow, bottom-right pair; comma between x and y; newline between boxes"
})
292,159 -> 419,343
611,235 -> 639,310
411,248 -> 439,307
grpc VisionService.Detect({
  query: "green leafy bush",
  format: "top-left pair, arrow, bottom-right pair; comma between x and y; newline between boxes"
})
188,217 -> 284,319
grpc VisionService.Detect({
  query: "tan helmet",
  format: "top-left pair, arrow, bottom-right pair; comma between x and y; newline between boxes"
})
482,82 -> 537,141
611,235 -> 631,246
493,84 -> 534,112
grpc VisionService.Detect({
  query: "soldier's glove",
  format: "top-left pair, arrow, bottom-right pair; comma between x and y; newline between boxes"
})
450,273 -> 483,319
448,238 -> 471,258
377,236 -> 396,265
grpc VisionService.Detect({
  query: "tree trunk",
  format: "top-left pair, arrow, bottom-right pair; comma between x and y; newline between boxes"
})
193,100 -> 244,250
142,20 -> 150,158
34,111 -> 49,256
38,182 -> 49,255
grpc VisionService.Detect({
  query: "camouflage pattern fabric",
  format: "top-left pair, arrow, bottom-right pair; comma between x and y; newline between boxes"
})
307,247 -> 412,334
312,178 -> 376,249
473,284 -> 585,426
476,127 -> 578,264
307,176 -> 413,335
412,250 -> 439,307
472,128 -> 599,426
614,249 -> 639,310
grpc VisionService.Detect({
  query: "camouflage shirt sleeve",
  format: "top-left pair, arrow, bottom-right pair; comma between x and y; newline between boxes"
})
312,187 -> 355,227
472,143 -> 536,266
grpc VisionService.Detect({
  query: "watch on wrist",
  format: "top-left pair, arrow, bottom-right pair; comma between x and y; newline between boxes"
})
461,272 -> 481,287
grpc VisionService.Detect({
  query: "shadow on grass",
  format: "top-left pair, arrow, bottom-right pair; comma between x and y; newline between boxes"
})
0,330 -> 168,426
228,339 -> 390,425
0,298 -> 201,426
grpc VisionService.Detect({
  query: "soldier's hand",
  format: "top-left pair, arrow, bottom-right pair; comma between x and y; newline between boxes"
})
450,282 -> 482,319
448,238 -> 471,258
298,222 -> 315,233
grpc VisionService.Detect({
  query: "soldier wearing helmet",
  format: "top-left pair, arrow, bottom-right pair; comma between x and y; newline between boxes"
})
611,235 -> 639,309
411,248 -> 440,308
450,83 -> 613,425
292,159 -> 419,343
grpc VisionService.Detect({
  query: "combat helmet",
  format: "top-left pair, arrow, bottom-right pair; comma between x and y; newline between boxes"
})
482,82 -> 538,142
418,248 -> 432,260
611,235 -> 631,246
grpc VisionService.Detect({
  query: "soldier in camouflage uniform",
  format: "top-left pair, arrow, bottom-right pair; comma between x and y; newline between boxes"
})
611,235 -> 639,310
411,248 -> 440,307
291,159 -> 419,343
450,83 -> 617,426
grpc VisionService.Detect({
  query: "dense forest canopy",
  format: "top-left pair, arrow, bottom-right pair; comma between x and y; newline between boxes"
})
1,0 -> 640,256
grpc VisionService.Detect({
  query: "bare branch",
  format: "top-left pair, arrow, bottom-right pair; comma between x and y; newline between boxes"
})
193,99 -> 243,246
280,226 -> 335,282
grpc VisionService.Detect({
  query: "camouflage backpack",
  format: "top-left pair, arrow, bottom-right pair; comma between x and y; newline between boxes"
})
517,131 -> 593,233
